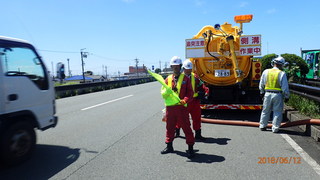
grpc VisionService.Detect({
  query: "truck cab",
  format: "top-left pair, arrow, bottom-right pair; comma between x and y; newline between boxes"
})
0,36 -> 57,165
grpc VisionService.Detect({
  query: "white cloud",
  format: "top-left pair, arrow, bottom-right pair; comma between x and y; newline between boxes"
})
240,2 -> 248,8
267,8 -> 276,14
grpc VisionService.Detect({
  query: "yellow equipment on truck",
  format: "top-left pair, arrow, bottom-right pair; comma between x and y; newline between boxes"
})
186,15 -> 262,110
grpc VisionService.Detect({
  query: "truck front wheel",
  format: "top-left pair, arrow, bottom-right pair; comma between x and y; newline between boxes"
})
0,122 -> 36,166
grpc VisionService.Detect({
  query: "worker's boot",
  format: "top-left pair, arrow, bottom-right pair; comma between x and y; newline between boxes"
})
195,129 -> 206,141
175,128 -> 180,138
161,142 -> 174,154
186,145 -> 195,159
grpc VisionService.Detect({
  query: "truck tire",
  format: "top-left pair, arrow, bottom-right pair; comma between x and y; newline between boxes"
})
0,121 -> 36,166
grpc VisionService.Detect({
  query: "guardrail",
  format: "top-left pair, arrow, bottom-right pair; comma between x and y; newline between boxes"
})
289,83 -> 320,103
55,77 -> 155,98
305,80 -> 320,87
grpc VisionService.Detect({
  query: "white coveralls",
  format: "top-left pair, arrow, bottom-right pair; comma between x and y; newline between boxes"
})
259,67 -> 290,132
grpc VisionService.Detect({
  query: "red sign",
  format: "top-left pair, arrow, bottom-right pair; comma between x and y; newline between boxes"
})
239,46 -> 261,56
239,35 -> 261,56
240,35 -> 261,46
186,39 -> 205,48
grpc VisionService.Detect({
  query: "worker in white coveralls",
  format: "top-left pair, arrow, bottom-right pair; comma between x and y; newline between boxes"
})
259,56 -> 290,133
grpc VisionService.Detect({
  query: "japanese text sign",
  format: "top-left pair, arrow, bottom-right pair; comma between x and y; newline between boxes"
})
186,38 -> 205,58
239,35 -> 261,56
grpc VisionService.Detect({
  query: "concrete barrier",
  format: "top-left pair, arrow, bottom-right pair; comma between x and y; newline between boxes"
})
284,105 -> 320,142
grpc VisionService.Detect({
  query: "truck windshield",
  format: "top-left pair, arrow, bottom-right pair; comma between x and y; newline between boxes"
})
0,46 -> 49,90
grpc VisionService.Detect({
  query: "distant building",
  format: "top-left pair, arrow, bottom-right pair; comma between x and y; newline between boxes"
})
129,66 -> 147,74
124,66 -> 148,77
162,67 -> 172,73
86,75 -> 106,82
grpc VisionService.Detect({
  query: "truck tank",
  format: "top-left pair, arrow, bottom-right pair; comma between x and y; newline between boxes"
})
186,15 -> 263,110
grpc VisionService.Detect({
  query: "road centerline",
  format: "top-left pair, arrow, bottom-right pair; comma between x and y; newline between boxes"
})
81,95 -> 133,111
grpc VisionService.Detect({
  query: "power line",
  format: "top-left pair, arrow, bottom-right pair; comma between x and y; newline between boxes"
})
38,49 -> 79,53
38,49 -> 132,63
90,53 -> 131,62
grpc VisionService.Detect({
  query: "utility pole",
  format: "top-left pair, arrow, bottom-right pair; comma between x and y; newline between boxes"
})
134,57 -> 139,77
164,62 -> 167,72
67,58 -> 71,77
80,48 -> 88,83
51,61 -> 54,78
159,60 -> 162,73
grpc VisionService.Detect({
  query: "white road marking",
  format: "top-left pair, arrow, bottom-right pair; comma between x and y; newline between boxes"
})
281,134 -> 320,176
81,95 -> 133,111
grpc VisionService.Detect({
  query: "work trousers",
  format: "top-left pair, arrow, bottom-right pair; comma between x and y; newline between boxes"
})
176,99 -> 202,131
166,105 -> 195,145
259,92 -> 284,132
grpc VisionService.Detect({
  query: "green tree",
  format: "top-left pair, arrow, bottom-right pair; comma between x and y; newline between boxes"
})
261,53 -> 277,71
85,71 -> 93,75
281,53 -> 308,82
260,53 -> 308,82
155,68 -> 161,74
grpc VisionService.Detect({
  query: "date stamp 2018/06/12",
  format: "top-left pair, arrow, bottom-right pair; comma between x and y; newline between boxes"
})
258,157 -> 301,164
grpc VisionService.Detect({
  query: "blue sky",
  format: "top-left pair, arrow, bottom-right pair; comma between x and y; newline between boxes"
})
2,0 -> 320,76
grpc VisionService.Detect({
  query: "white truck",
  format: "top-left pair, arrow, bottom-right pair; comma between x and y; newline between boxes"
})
0,36 -> 58,166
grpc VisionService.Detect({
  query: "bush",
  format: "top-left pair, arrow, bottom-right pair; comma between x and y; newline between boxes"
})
288,94 -> 320,119
282,54 -> 309,82
261,53 -> 277,71
260,53 -> 309,82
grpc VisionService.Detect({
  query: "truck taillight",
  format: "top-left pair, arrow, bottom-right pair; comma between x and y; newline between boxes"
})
252,61 -> 261,80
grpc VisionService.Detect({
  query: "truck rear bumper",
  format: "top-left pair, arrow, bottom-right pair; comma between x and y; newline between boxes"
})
41,116 -> 58,131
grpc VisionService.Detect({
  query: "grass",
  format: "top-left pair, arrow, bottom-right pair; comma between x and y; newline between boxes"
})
54,81 -> 79,86
287,94 -> 320,119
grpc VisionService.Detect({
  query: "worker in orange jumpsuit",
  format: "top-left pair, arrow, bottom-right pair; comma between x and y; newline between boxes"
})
175,59 -> 208,141
161,56 -> 195,158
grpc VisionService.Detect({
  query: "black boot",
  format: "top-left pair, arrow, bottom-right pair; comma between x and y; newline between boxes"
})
175,128 -> 180,138
186,145 -> 195,159
195,129 -> 206,141
161,142 -> 174,154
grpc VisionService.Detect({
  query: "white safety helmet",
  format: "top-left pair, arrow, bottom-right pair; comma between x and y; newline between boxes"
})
170,56 -> 182,65
182,59 -> 193,69
271,56 -> 286,66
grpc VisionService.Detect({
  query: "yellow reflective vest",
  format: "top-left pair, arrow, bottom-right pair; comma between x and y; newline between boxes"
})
265,69 -> 282,91
161,74 -> 186,107
190,73 -> 198,98
168,74 -> 184,94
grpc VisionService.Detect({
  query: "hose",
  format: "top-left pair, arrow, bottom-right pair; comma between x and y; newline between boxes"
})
206,32 -> 220,60
201,118 -> 320,128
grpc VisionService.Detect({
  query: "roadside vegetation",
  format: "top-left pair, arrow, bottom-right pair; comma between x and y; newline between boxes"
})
54,81 -> 79,86
260,53 -> 320,119
287,94 -> 320,119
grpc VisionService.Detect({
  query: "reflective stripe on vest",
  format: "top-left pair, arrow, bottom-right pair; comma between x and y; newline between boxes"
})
168,74 -> 185,94
191,73 -> 198,97
265,69 -> 282,91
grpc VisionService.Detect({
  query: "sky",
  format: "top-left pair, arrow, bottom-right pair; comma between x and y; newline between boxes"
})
2,0 -> 320,77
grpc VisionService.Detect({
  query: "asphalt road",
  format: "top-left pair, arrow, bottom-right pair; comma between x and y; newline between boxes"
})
1,82 -> 320,180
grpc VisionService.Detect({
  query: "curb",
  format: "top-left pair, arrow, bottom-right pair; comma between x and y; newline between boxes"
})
284,105 -> 320,142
